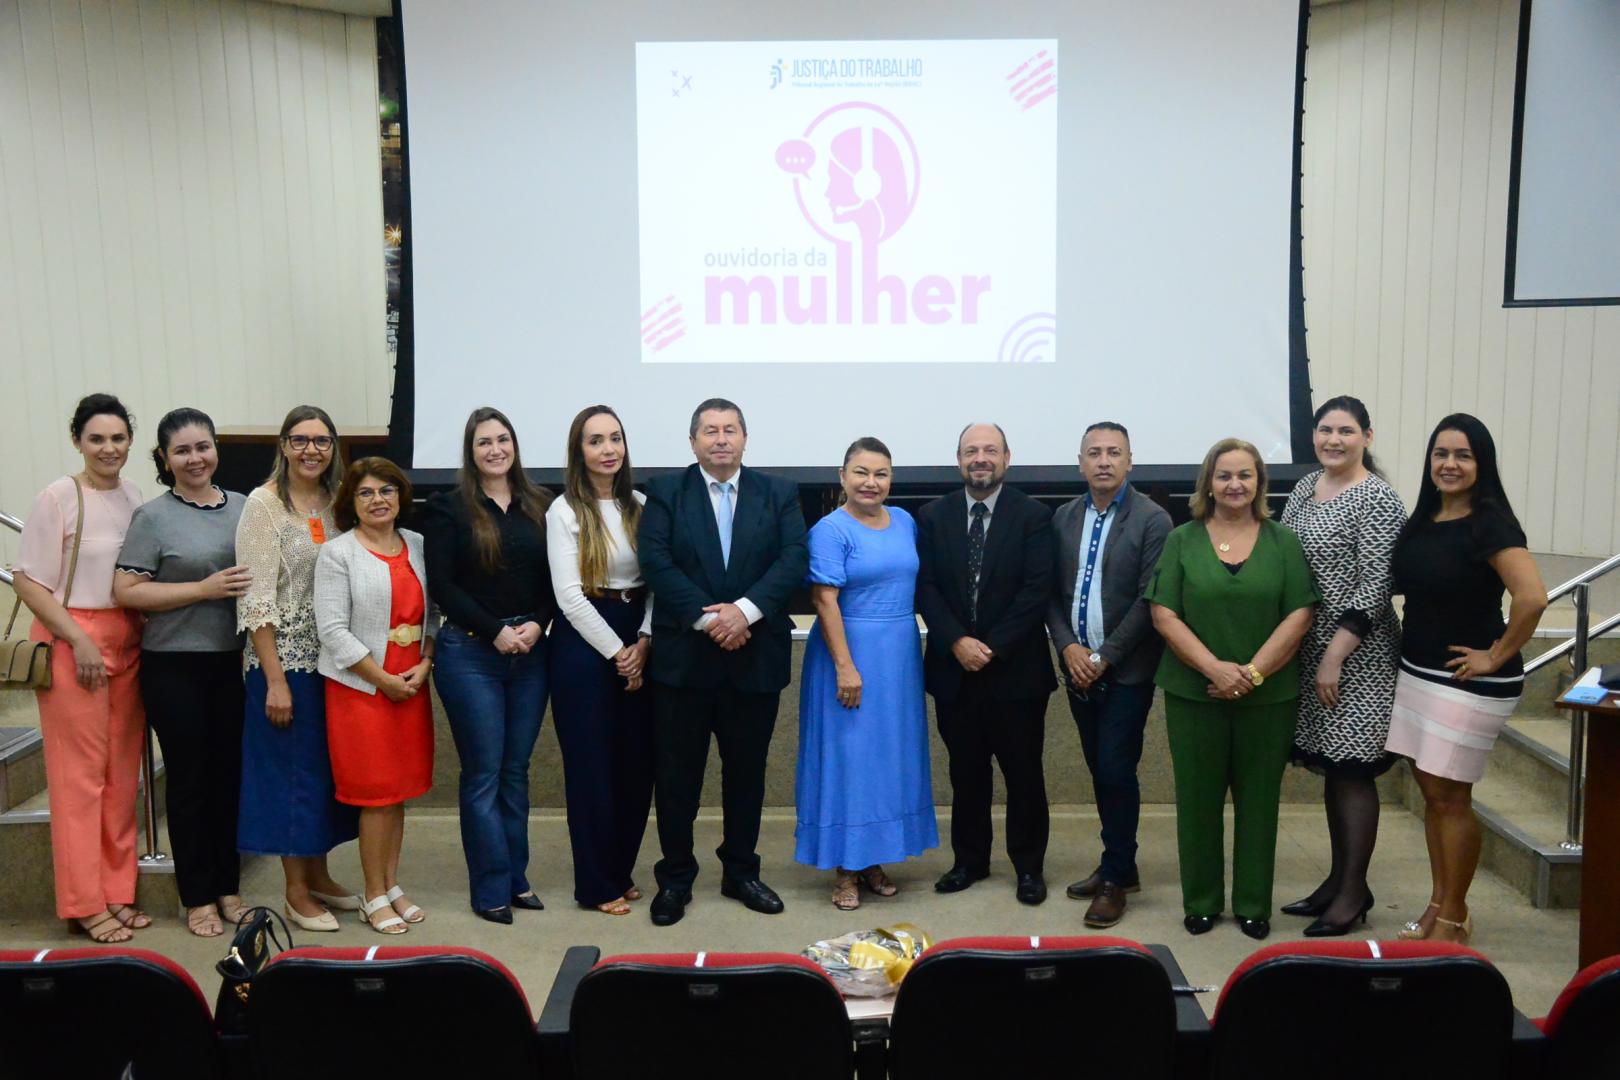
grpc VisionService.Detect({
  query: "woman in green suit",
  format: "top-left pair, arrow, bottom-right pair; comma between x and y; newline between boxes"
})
1147,438 -> 1317,941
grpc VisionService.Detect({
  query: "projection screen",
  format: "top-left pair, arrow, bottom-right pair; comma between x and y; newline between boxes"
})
398,1 -> 1306,471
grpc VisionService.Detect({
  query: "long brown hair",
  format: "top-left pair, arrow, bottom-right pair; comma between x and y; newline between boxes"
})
563,405 -> 640,595
458,407 -> 551,572
267,405 -> 344,511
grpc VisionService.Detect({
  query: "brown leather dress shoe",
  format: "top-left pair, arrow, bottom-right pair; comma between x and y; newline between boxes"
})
1066,870 -> 1141,900
1083,882 -> 1128,928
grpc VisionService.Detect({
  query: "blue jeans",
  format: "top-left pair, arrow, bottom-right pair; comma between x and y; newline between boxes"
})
434,625 -> 548,911
1066,678 -> 1155,884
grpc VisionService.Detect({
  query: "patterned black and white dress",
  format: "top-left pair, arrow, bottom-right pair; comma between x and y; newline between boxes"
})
1281,471 -> 1406,777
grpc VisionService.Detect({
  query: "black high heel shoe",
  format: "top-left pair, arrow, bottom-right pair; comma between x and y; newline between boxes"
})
1280,895 -> 1330,918
1238,917 -> 1271,941
1302,892 -> 1375,938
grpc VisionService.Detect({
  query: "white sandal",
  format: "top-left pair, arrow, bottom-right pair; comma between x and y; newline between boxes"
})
386,884 -> 425,924
361,894 -> 407,935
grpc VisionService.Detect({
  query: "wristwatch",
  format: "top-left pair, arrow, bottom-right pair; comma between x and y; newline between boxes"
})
1089,652 -> 1103,667
1245,663 -> 1264,687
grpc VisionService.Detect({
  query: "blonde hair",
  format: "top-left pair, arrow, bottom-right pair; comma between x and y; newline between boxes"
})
1190,438 -> 1269,521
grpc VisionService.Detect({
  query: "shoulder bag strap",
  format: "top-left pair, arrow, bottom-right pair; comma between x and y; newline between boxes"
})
4,480 -> 86,638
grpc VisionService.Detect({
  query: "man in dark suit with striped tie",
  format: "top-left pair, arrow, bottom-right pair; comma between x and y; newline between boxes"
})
916,422 -> 1057,904
638,398 -> 809,926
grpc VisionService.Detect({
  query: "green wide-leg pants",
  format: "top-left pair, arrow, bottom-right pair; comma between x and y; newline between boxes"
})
1164,695 -> 1295,920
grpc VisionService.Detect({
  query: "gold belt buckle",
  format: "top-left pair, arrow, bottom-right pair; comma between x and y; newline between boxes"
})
387,624 -> 418,647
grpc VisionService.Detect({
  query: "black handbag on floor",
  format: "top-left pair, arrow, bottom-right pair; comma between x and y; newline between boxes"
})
214,906 -> 294,1035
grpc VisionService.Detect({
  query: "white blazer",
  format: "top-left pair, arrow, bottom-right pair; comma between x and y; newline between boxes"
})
314,528 -> 435,694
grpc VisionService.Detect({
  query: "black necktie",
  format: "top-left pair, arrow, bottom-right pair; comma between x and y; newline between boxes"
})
968,501 -> 987,624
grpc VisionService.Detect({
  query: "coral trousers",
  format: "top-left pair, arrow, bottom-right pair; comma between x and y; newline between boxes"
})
33,608 -> 145,919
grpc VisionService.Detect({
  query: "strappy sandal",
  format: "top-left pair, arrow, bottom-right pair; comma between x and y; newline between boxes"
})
385,884 -> 425,924
1397,901 -> 1439,940
362,894 -> 408,935
831,870 -> 861,911
858,866 -> 899,897
624,883 -> 643,902
186,904 -> 224,938
217,895 -> 249,925
595,897 -> 632,916
73,911 -> 133,944
107,904 -> 152,930
1432,913 -> 1473,945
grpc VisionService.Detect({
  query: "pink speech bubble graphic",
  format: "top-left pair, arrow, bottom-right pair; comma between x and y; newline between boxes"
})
775,138 -> 815,178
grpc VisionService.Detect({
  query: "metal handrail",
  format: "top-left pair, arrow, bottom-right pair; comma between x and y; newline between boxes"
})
2,510 -> 19,586
1545,552 -> 1620,605
1522,552 -> 1620,852
1,505 -> 166,864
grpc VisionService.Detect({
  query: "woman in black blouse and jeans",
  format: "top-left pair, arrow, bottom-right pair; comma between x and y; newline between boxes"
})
422,407 -> 555,924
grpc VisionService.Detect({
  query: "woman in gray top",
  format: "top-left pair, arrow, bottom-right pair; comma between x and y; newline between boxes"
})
114,408 -> 251,937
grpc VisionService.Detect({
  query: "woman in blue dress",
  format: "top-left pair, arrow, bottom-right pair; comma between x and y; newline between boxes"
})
797,437 -> 938,909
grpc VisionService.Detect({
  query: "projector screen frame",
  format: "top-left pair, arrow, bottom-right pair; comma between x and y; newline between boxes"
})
1503,0 -> 1620,309
383,0 -> 1319,482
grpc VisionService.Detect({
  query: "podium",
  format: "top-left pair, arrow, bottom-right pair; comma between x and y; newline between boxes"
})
1556,672 -> 1620,968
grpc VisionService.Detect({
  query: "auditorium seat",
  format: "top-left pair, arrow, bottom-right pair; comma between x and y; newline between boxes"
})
0,946 -> 220,1080
1210,940 -> 1540,1080
247,945 -> 537,1080
887,935 -> 1184,1079
1537,954 -> 1620,1078
569,951 -> 857,1079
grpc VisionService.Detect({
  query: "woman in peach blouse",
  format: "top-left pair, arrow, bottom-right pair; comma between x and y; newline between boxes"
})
12,394 -> 148,942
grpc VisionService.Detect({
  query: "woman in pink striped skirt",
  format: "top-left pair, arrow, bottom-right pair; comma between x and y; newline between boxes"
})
1385,414 -> 1546,945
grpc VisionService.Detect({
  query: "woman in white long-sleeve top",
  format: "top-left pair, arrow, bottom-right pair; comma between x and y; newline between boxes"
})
546,405 -> 655,916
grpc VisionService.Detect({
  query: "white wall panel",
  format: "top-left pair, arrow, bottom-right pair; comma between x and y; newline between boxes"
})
1303,0 -> 1620,557
0,0 -> 385,563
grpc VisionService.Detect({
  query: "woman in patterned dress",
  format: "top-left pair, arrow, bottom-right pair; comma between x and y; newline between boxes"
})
236,406 -> 361,932
1279,396 -> 1407,935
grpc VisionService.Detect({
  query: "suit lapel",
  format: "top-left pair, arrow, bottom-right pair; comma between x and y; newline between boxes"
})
683,466 -> 728,591
727,467 -> 768,586
945,489 -> 970,607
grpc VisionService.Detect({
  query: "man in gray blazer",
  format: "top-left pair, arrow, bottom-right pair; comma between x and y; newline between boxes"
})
1046,422 -> 1171,928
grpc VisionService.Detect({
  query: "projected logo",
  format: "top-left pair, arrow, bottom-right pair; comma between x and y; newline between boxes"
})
699,102 -> 996,332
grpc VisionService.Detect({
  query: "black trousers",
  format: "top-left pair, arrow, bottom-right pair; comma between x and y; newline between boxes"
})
934,677 -> 1050,877
139,650 -> 244,908
549,598 -> 656,906
652,683 -> 778,891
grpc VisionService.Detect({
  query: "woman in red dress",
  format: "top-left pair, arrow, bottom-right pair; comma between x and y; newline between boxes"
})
314,457 -> 435,934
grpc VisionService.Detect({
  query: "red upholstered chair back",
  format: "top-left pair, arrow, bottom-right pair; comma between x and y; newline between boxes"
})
573,952 -> 852,1079
247,946 -> 536,1080
888,936 -> 1176,1080
1211,940 -> 1514,1080
0,947 -> 219,1079
1540,954 -> 1620,1078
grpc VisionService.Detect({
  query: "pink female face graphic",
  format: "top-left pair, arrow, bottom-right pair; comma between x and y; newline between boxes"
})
824,124 -> 912,243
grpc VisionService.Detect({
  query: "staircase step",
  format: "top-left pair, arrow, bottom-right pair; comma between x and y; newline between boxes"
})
0,727 -> 45,812
0,755 -> 174,920
1398,756 -> 1582,910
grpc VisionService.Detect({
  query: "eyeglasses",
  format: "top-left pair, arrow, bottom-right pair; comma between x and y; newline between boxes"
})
356,485 -> 400,502
284,435 -> 335,452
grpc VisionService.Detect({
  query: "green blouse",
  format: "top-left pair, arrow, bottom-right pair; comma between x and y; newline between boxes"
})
1145,518 -> 1319,705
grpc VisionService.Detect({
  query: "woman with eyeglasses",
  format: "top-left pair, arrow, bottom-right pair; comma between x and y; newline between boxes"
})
235,406 -> 360,932
315,457 -> 435,934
